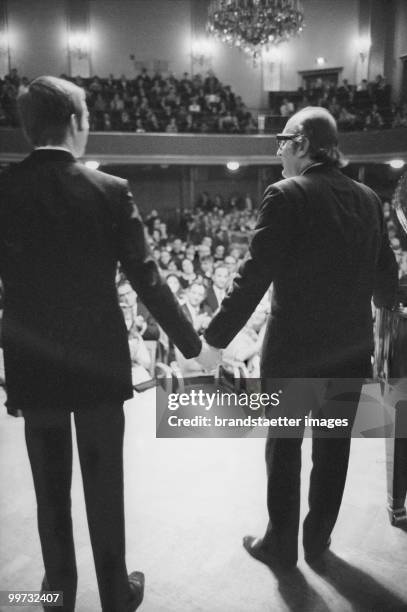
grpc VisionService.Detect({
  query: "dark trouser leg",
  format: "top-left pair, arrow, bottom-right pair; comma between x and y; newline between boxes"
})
303,436 -> 352,555
264,436 -> 303,565
74,402 -> 131,612
262,378 -> 312,565
24,409 -> 77,612
303,381 -> 362,556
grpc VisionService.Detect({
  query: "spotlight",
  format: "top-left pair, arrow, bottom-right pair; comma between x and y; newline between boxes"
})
389,159 -> 405,170
316,57 -> 326,66
84,160 -> 100,170
226,161 -> 240,171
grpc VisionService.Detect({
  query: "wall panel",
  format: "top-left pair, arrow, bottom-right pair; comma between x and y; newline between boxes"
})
7,0 -> 67,77
89,0 -> 192,78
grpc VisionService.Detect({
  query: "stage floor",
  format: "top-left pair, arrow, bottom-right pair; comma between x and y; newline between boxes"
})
1,386 -> 407,612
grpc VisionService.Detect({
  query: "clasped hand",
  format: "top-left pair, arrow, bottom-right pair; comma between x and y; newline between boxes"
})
196,338 -> 222,372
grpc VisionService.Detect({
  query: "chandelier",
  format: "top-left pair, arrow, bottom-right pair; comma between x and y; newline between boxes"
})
207,0 -> 305,57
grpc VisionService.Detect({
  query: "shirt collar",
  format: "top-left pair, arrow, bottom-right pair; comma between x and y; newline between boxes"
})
186,302 -> 199,316
35,145 -> 74,154
213,286 -> 225,298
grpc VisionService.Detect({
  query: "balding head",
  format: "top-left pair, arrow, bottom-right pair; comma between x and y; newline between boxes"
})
282,106 -> 345,169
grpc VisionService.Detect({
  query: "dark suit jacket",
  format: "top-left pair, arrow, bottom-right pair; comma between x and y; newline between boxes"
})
0,149 -> 201,413
205,163 -> 398,377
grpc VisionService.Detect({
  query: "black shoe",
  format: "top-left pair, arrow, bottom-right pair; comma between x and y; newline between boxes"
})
243,535 -> 297,571
304,537 -> 331,564
127,571 -> 145,611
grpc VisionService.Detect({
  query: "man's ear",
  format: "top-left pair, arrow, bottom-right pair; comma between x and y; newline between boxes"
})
297,136 -> 310,158
70,113 -> 82,133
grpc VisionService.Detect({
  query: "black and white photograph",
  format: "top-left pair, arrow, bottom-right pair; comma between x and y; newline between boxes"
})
0,1 -> 407,610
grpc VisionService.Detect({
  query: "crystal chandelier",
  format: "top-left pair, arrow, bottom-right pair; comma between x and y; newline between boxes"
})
207,0 -> 305,57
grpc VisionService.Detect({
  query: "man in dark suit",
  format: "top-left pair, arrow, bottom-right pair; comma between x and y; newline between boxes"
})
204,264 -> 230,313
0,76 -> 202,611
204,107 -> 398,569
181,282 -> 213,335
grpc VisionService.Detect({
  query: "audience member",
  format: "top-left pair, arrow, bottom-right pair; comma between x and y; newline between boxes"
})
181,282 -> 213,334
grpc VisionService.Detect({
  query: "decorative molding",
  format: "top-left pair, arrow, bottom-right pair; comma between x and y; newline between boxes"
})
1,129 -> 406,166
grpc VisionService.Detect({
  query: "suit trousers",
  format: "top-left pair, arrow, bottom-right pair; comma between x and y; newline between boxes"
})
24,401 -> 131,612
262,377 -> 364,565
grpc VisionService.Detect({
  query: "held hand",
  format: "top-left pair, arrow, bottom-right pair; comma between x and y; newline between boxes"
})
197,313 -> 212,330
196,338 -> 222,372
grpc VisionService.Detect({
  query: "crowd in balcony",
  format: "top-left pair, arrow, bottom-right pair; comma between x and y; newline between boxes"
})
273,75 -> 407,131
0,67 -> 257,134
2,68 -> 407,135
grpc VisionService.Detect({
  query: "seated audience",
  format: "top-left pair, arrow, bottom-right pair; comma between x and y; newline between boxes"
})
0,67 -> 256,134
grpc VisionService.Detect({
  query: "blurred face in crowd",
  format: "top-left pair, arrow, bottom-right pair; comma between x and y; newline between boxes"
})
181,259 -> 194,274
152,248 -> 160,260
198,244 -> 211,259
187,283 -> 205,308
159,251 -> 171,266
202,236 -> 213,248
152,229 -> 161,243
173,238 -> 183,253
185,245 -> 195,261
213,266 -> 229,290
224,255 -> 237,273
214,245 -> 225,259
167,259 -> 178,272
200,257 -> 214,275
167,274 -> 181,294
229,247 -> 240,260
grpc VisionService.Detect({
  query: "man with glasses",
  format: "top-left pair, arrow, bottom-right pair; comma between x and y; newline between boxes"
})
204,106 -> 398,569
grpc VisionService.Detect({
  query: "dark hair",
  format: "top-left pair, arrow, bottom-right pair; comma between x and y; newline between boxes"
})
214,262 -> 229,274
293,106 -> 346,167
17,75 -> 85,146
200,255 -> 214,264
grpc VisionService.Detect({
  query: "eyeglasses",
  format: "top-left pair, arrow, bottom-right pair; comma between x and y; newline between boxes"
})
276,133 -> 303,148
